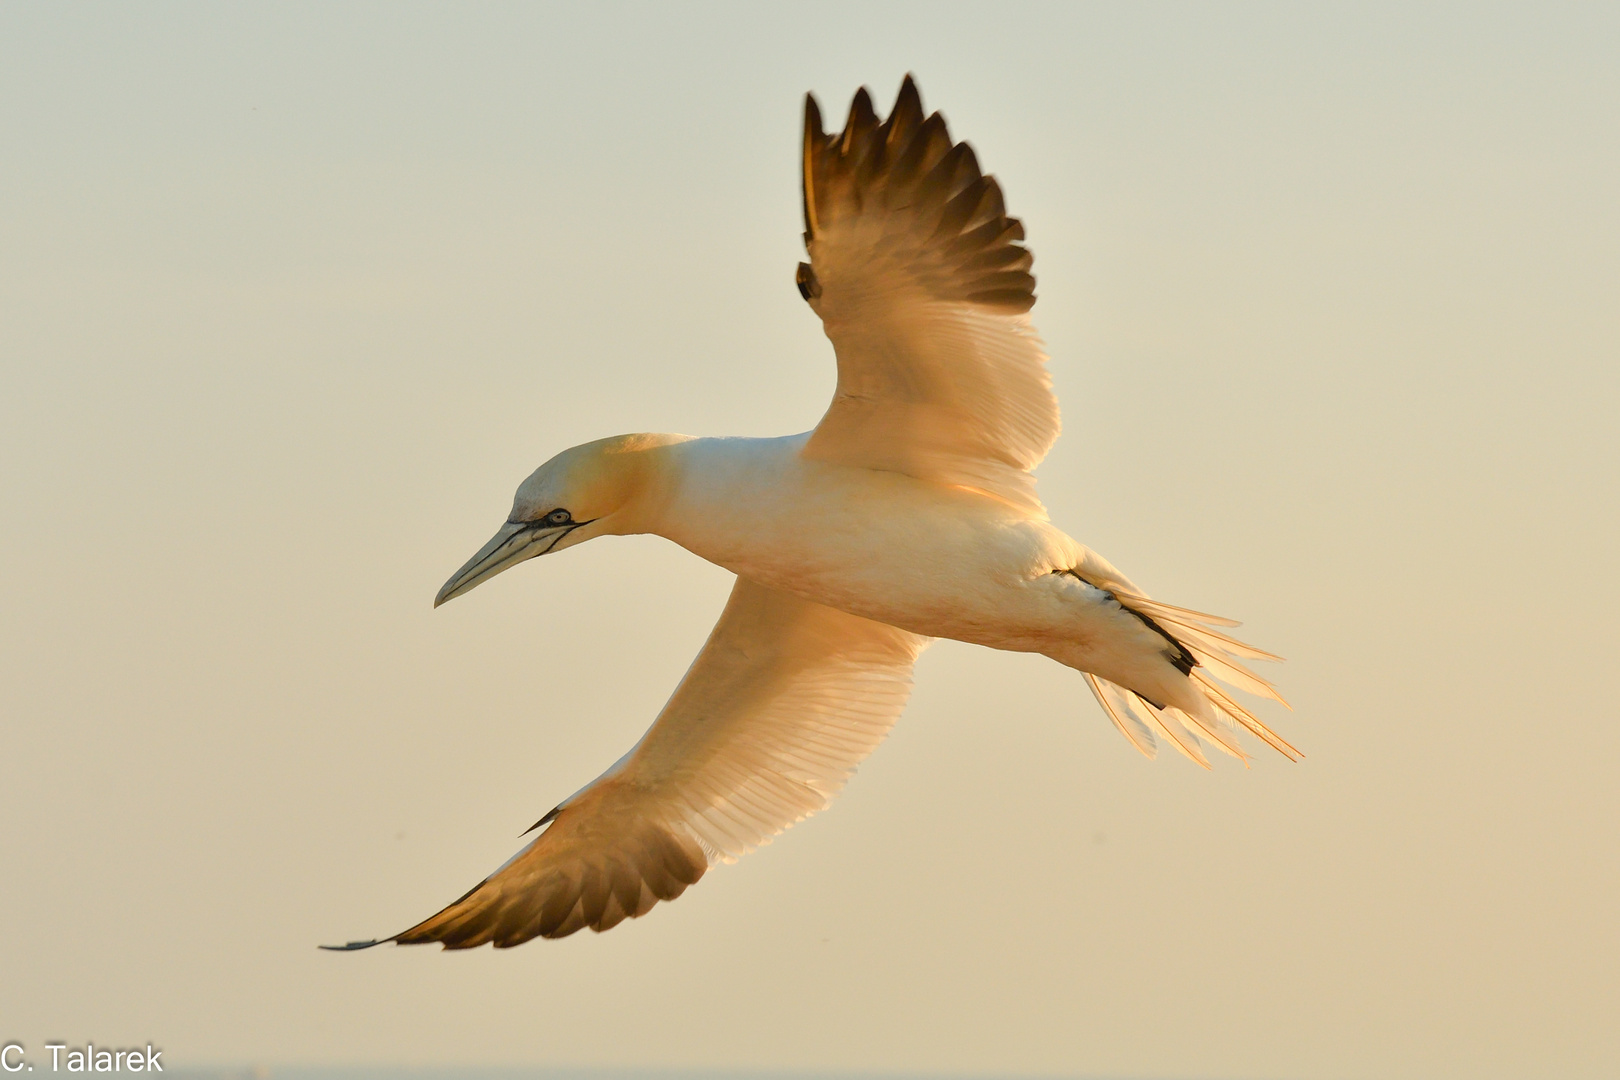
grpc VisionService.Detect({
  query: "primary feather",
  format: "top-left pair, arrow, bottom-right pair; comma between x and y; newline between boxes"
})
326,77 -> 1295,952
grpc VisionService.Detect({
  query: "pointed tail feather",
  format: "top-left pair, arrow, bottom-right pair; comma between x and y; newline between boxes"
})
1150,702 -> 1212,768
1193,670 -> 1303,761
1167,703 -> 1249,764
1085,673 -> 1158,759
1097,591 -> 1299,764
1112,590 -> 1292,708
1109,593 -> 1244,629
1087,672 -> 1255,769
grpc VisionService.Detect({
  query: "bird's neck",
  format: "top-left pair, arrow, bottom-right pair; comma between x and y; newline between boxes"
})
591,432 -> 698,537
618,434 -> 814,549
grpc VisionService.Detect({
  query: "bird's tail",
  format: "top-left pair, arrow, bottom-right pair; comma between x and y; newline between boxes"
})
1084,592 -> 1299,768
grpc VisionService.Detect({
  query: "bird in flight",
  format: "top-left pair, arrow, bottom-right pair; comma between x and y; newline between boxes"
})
326,76 -> 1296,952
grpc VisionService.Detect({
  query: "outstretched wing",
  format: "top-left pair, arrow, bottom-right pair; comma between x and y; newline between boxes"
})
328,578 -> 930,950
797,75 -> 1059,517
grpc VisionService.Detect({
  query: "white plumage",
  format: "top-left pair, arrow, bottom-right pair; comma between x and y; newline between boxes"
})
326,76 -> 1295,952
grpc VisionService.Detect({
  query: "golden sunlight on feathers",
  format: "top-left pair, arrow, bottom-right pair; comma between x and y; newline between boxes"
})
326,76 -> 1293,953
799,76 -> 1059,518
349,579 -> 924,949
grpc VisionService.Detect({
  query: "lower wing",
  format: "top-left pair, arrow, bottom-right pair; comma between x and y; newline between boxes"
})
326,577 -> 930,950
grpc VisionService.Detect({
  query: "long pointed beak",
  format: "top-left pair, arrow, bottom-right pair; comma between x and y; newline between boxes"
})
434,520 -> 572,607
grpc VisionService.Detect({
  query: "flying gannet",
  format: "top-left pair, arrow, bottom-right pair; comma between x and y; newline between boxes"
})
325,76 -> 1296,952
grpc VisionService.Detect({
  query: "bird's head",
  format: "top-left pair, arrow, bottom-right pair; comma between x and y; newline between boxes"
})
434,433 -> 686,607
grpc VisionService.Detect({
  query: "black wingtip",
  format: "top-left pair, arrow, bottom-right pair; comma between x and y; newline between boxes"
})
795,262 -> 820,301
803,92 -> 824,139
841,87 -> 877,152
803,93 -> 824,240
319,938 -> 387,951
522,804 -> 563,836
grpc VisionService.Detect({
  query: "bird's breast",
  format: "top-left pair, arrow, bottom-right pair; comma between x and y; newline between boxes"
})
653,437 -> 1079,645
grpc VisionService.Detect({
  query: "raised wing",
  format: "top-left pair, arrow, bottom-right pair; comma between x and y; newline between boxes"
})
328,578 -> 929,950
797,76 -> 1060,516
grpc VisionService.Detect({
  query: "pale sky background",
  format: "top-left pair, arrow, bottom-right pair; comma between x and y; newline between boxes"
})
2,3 -> 1617,1078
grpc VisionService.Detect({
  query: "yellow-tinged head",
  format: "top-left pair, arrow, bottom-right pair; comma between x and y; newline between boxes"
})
434,433 -> 689,607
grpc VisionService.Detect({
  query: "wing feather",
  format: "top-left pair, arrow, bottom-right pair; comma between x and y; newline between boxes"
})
798,76 -> 1059,515
354,578 -> 929,950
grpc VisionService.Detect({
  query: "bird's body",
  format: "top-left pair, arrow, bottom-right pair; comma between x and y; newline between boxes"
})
609,434 -> 1192,709
326,76 -> 1296,952
654,434 -> 1071,640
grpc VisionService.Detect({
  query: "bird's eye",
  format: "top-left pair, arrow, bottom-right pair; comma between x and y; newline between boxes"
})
545,509 -> 572,526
